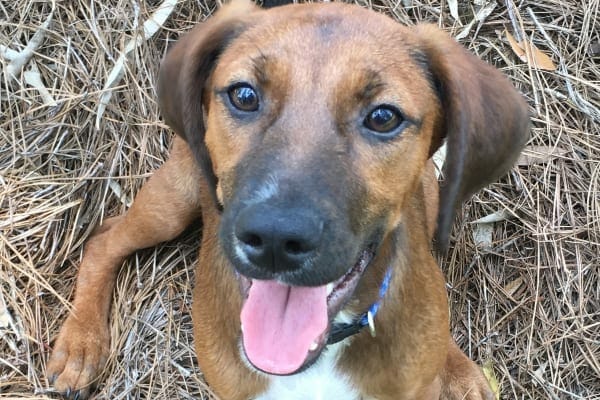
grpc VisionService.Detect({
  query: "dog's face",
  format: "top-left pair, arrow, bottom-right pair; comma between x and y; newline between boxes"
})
158,0 -> 529,378
209,7 -> 437,375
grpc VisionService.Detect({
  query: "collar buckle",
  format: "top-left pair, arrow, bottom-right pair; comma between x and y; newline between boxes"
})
326,267 -> 392,345
367,310 -> 376,337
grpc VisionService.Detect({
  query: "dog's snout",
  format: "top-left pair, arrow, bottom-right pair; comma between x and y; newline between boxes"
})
235,204 -> 323,273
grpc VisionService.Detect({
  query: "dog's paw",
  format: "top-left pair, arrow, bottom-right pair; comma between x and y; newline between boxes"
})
439,342 -> 495,400
441,378 -> 494,400
47,317 -> 110,399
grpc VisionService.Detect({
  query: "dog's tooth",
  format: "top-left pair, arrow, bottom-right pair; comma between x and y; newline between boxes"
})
327,283 -> 334,295
309,341 -> 319,351
240,324 -> 244,333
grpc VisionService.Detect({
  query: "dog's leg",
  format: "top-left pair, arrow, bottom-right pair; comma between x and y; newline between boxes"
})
439,340 -> 494,400
47,136 -> 201,398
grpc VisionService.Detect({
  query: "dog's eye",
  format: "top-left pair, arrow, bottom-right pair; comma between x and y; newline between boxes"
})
228,84 -> 259,112
364,106 -> 403,135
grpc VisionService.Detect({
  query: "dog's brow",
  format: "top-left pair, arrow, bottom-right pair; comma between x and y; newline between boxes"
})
409,49 -> 439,98
250,53 -> 270,86
354,69 -> 386,103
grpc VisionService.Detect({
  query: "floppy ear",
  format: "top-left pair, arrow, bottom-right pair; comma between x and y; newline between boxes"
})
157,0 -> 260,209
414,24 -> 530,250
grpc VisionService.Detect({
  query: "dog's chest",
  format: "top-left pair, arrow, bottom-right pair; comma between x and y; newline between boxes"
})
255,343 -> 362,400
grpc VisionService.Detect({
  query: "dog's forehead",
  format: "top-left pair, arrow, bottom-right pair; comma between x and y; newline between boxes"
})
243,7 -> 413,59
248,4 -> 403,48
213,4 -> 431,116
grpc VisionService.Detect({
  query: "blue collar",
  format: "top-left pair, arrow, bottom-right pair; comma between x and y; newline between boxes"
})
327,267 -> 393,345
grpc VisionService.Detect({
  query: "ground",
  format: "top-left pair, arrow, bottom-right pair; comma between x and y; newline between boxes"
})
1,0 -> 598,399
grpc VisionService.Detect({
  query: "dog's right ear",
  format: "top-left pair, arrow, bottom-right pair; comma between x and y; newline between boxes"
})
158,0 -> 260,209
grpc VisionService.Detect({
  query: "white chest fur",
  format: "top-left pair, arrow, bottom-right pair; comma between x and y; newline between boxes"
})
254,342 -> 361,400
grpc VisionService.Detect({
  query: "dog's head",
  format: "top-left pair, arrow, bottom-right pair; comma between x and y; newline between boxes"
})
158,0 -> 529,376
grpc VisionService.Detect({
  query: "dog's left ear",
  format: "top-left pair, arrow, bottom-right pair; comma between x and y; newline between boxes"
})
157,0 -> 260,209
413,24 -> 530,250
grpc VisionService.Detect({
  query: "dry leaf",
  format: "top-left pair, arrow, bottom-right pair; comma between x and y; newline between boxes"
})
473,222 -> 494,250
506,30 -> 557,71
505,30 -> 525,57
432,142 -> 447,179
472,210 -> 513,251
0,292 -> 19,352
532,361 -> 548,386
517,145 -> 568,166
0,44 -> 20,60
472,210 -> 512,224
456,1 -> 497,40
482,360 -> 501,400
447,0 -> 460,23
503,277 -> 524,297
24,63 -> 57,106
475,1 -> 497,22
108,179 -> 133,207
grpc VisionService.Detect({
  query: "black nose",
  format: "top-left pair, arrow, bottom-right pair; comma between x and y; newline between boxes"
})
234,204 -> 323,273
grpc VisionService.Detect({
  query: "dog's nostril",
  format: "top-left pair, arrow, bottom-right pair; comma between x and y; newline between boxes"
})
284,240 -> 305,255
241,233 -> 263,248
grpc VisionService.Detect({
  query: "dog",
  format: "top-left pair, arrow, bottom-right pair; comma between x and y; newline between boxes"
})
47,1 -> 530,399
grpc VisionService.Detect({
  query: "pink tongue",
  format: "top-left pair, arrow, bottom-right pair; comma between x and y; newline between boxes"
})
240,279 -> 328,375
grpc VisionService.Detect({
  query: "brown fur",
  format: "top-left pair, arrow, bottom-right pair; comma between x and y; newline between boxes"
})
47,2 -> 529,399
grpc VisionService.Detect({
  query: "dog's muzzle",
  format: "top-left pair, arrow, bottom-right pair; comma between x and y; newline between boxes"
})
220,199 -> 378,376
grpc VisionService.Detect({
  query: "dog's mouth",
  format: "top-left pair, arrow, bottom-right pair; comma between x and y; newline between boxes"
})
238,245 -> 376,376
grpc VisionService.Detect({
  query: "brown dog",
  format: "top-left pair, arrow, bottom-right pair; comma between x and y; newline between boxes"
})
47,1 -> 530,399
